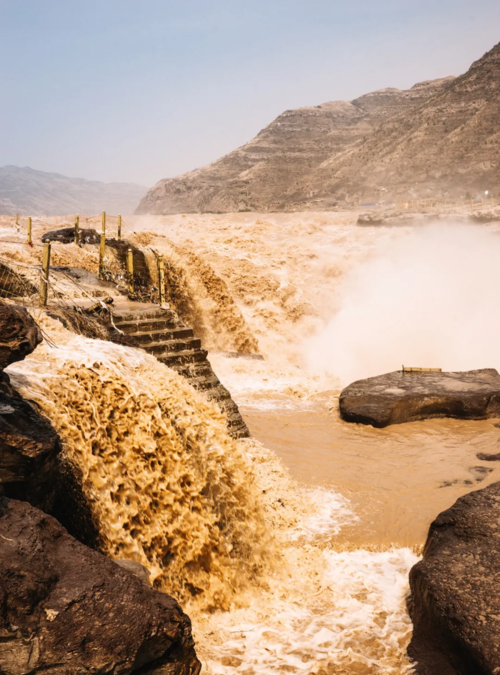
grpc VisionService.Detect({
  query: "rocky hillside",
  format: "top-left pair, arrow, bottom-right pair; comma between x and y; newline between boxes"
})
137,41 -> 499,214
0,165 -> 147,216
308,41 -> 500,204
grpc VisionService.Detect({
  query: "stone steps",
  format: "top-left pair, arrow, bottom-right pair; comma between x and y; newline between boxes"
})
157,349 -> 208,366
145,337 -> 202,356
126,327 -> 194,345
115,316 -> 180,333
109,304 -> 249,439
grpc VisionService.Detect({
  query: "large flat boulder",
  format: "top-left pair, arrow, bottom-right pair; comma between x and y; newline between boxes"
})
339,368 -> 500,427
408,481 -> 500,675
0,497 -> 200,675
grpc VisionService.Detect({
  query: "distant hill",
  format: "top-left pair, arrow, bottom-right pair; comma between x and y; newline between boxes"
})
0,166 -> 148,216
137,40 -> 500,214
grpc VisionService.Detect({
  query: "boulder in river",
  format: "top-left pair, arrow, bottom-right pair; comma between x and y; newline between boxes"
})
408,481 -> 500,674
339,368 -> 500,427
0,497 -> 201,675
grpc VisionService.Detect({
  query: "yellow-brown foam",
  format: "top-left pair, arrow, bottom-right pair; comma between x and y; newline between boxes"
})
8,315 -> 270,610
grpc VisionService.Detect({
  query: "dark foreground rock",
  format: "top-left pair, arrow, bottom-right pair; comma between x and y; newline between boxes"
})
408,481 -> 500,675
0,497 -> 201,675
0,303 -> 60,509
339,369 -> 500,427
0,303 -> 41,369
0,374 -> 60,509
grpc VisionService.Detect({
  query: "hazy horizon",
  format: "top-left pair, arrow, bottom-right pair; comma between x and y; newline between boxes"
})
1,0 -> 499,187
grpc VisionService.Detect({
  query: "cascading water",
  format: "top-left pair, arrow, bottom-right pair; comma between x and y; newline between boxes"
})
7,314 -> 270,611
6,311 -> 419,673
5,212 -> 500,673
132,234 -> 258,354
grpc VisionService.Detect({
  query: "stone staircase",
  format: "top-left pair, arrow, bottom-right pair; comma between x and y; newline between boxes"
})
110,304 -> 249,439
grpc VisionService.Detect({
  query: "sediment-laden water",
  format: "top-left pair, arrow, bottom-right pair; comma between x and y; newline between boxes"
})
4,212 -> 500,673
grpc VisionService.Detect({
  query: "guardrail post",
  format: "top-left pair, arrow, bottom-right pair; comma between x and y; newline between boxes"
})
117,214 -> 122,241
27,217 -> 32,244
40,242 -> 51,306
158,254 -> 166,306
127,248 -> 134,295
99,211 -> 106,279
74,214 -> 80,245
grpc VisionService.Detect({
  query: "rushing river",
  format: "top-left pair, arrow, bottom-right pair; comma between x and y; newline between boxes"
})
135,211 -> 500,673
4,212 -> 500,673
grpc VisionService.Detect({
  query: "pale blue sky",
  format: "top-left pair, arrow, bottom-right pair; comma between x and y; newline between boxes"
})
1,0 -> 499,186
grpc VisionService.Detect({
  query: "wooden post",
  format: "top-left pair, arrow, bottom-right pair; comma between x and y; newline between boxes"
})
99,211 -> 106,279
74,215 -> 80,245
27,217 -> 32,244
158,254 -> 166,306
40,242 -> 51,307
117,214 -> 122,240
127,248 -> 134,295
15,214 -> 19,226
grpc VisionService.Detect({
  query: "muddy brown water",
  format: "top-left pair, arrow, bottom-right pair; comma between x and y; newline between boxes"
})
244,406 -> 500,549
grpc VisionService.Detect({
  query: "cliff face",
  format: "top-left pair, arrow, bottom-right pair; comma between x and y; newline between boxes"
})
136,77 -> 455,214
137,41 -> 500,214
309,42 -> 500,203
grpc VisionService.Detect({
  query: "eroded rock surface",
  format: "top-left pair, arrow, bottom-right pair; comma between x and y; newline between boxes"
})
0,497 -> 200,675
408,481 -> 500,674
339,369 -> 500,427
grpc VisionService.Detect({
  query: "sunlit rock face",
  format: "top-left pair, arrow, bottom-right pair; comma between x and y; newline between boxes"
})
136,77 -> 454,214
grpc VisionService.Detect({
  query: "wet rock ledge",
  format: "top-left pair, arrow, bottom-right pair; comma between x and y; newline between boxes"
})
408,481 -> 500,675
339,369 -> 500,427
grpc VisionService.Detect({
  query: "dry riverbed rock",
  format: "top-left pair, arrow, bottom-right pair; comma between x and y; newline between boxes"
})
339,368 -> 500,427
0,497 -> 201,675
408,481 -> 500,674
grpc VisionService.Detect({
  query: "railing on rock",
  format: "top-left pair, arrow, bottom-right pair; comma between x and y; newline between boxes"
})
0,212 -> 167,312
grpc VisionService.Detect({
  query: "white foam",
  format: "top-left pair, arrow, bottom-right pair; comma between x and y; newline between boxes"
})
202,547 -> 418,675
288,488 -> 357,541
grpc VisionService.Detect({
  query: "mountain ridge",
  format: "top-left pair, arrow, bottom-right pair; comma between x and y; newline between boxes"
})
0,165 -> 148,216
137,42 -> 500,214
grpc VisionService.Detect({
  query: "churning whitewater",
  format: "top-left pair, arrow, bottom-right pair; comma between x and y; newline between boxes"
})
4,212 -> 500,673
5,313 -> 417,674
